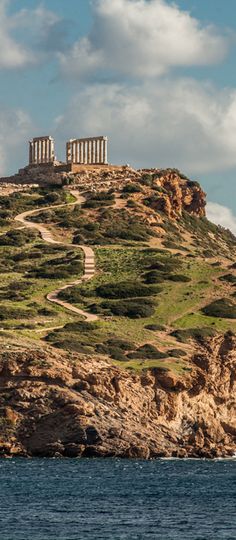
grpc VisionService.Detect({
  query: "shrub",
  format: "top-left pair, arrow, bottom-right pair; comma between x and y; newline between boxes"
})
0,306 -> 37,320
101,298 -> 156,318
127,344 -> 167,360
122,183 -> 143,193
138,174 -> 153,186
96,281 -> 162,299
145,324 -> 166,331
95,343 -> 127,361
167,349 -> 187,357
144,270 -> 165,284
167,274 -> 191,283
30,265 -> 80,279
63,321 -> 98,333
105,222 -> 151,242
0,229 -> 38,246
202,298 -> 236,319
146,257 -> 182,273
171,327 -> 217,343
126,199 -> 138,208
219,274 -> 236,284
84,191 -> 115,208
106,338 -> 135,351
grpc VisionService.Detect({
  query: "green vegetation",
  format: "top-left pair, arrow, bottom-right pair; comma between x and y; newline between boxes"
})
219,273 -> 236,284
171,327 -> 217,343
0,229 -> 39,247
0,181 -> 236,376
202,298 -> 236,319
98,298 -> 156,318
122,183 -> 143,194
83,190 -> 115,208
95,281 -> 162,299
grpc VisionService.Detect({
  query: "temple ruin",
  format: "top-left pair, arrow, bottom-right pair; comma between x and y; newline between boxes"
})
66,136 -> 108,166
0,135 -> 111,186
29,136 -> 55,165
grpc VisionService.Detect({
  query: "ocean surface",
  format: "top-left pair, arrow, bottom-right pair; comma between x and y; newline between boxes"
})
0,458 -> 235,540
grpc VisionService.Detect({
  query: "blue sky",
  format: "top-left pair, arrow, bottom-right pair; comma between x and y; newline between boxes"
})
1,0 -> 236,231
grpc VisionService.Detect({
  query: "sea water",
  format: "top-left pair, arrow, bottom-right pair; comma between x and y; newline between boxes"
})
0,458 -> 235,539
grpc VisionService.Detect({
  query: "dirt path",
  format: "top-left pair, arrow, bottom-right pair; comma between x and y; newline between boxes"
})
15,192 -> 98,322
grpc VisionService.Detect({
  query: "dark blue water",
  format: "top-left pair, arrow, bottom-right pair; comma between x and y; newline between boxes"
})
0,459 -> 235,540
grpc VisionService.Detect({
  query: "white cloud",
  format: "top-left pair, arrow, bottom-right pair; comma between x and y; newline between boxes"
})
0,1 -> 64,69
54,78 -> 236,174
59,0 -> 228,79
0,108 -> 32,175
207,202 -> 236,235
0,0 -> 32,68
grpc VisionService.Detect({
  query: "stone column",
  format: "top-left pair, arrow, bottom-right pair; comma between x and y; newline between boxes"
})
104,138 -> 108,164
82,141 -> 85,163
92,140 -> 95,163
99,140 -> 103,164
29,142 -> 32,164
67,142 -> 71,164
36,141 -> 38,163
39,140 -> 42,163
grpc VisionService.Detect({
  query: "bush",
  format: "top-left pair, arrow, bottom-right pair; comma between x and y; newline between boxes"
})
0,306 -> 37,320
63,321 -> 98,333
202,298 -> 236,319
106,222 -> 151,242
167,274 -> 191,283
219,274 -> 236,284
122,183 -> 143,193
144,270 -> 165,284
138,174 -> 153,186
96,281 -> 162,299
58,288 -> 83,303
30,263 -> 81,279
167,349 -> 187,357
0,229 -> 38,246
171,327 -> 217,343
84,191 -> 115,208
127,344 -> 167,360
145,324 -> 166,331
101,298 -> 156,318
146,257 -> 182,273
106,338 -> 135,351
126,199 -> 138,208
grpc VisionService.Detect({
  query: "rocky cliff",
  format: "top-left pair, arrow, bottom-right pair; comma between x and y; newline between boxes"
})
0,165 -> 206,220
0,332 -> 235,459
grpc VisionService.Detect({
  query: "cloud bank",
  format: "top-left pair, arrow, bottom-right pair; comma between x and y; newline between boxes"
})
0,108 -> 32,175
59,0 -> 227,79
55,79 -> 236,174
0,0 -> 66,69
207,202 -> 236,235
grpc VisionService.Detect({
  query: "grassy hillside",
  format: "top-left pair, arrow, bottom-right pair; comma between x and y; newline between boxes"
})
0,172 -> 235,376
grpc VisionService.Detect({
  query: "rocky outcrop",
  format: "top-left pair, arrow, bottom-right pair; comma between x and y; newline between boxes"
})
0,332 -> 235,459
0,165 -> 206,220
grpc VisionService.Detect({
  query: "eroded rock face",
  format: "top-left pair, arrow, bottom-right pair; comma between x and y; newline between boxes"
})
0,333 -> 235,459
0,166 -> 206,219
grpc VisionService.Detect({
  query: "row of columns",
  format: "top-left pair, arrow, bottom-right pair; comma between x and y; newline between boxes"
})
66,137 -> 108,165
29,136 -> 55,165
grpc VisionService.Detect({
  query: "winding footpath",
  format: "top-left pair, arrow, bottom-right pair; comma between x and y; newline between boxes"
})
14,192 -> 98,322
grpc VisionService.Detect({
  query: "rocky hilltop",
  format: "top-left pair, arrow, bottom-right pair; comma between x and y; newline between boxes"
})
0,166 -> 235,458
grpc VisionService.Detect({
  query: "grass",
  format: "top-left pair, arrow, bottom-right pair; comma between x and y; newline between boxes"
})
1,185 -> 236,374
